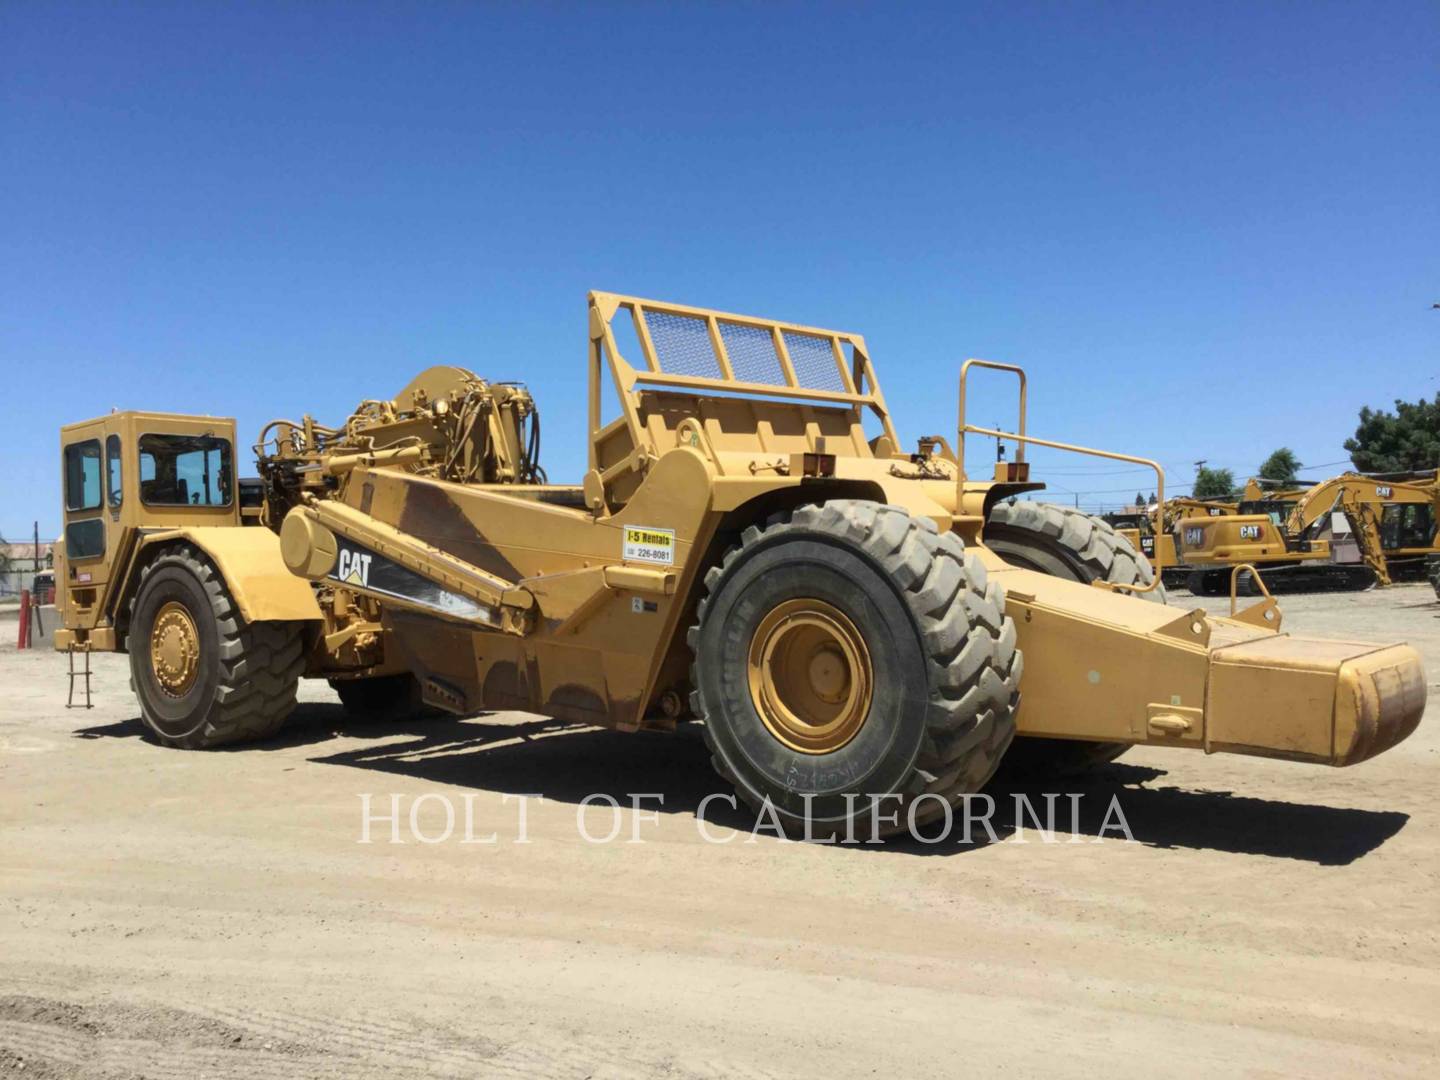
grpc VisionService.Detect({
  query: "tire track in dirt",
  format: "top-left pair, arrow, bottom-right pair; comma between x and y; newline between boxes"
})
0,994 -> 779,1079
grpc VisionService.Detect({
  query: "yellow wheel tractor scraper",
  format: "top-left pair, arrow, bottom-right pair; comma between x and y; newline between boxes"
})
54,292 -> 1426,837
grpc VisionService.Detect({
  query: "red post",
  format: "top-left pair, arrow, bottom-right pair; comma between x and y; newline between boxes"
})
17,588 -> 31,650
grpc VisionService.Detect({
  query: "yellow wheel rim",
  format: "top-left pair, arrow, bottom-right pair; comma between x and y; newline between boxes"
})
747,598 -> 873,754
150,600 -> 201,697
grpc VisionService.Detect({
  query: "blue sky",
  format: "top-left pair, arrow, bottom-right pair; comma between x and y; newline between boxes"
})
3,1 -> 1436,539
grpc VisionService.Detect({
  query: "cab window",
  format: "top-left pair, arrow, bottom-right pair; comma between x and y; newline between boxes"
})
106,434 -> 123,507
64,440 -> 102,512
1381,504 -> 1436,550
66,519 -> 105,560
1240,500 -> 1290,528
139,434 -> 233,507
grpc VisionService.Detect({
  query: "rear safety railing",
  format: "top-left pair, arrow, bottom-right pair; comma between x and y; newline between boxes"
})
957,359 -> 1166,596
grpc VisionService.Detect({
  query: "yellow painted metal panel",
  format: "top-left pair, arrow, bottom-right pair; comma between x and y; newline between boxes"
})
141,528 -> 323,623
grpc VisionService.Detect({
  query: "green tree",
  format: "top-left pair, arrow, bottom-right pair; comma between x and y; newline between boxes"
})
0,534 -> 11,579
1257,447 -> 1302,485
1344,393 -> 1440,473
1193,466 -> 1236,499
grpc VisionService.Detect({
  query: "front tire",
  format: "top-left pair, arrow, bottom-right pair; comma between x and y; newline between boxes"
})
690,501 -> 1021,838
128,545 -> 305,749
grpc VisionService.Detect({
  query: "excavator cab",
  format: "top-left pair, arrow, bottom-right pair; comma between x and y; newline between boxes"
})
1236,498 -> 1299,529
1379,502 -> 1437,553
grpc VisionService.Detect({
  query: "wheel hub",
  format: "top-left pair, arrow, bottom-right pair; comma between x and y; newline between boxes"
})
747,598 -> 873,754
150,601 -> 201,697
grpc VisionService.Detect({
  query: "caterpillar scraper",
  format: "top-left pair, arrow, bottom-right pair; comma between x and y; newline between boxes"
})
54,292 -> 1426,837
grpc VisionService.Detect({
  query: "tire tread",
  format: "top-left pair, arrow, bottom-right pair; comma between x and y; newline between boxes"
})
130,544 -> 306,749
987,501 -> 1160,776
690,500 -> 1022,833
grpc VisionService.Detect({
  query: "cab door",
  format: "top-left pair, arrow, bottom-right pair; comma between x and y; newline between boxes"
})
58,422 -> 125,631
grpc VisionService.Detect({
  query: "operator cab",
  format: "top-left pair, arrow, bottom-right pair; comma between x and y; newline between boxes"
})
1237,499 -> 1297,532
1380,502 -> 1437,552
58,412 -> 242,641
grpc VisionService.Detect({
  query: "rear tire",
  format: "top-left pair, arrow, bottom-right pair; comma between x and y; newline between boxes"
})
128,545 -> 306,749
1428,556 -> 1440,601
986,501 -> 1163,776
690,500 -> 1021,839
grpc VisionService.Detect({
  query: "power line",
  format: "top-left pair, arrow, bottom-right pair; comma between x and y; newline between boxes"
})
1031,456 -> 1357,491
1059,483 -> 1209,496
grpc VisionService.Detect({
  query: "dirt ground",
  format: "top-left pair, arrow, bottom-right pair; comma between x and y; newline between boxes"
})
2,585 -> 1438,1079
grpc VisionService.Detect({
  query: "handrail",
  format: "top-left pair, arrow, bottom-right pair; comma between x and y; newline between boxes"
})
957,358 -> 1166,595
1228,563 -> 1275,615
957,360 -> 1027,484
961,425 -> 1165,505
962,426 -> 1167,596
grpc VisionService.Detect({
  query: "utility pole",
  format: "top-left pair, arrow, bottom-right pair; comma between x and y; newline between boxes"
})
994,421 -> 1005,463
33,521 -> 39,574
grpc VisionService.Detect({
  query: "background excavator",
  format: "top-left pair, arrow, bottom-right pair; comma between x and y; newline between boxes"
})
1176,471 -> 1440,593
1103,495 -> 1238,584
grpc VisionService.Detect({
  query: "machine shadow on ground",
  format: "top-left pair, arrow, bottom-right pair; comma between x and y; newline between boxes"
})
75,703 -> 1408,867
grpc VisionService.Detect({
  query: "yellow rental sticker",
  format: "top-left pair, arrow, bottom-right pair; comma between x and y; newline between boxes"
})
623,525 -> 676,565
